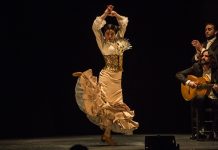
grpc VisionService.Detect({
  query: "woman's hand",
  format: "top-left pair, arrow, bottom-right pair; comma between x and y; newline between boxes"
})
107,5 -> 114,13
108,10 -> 117,17
104,5 -> 114,15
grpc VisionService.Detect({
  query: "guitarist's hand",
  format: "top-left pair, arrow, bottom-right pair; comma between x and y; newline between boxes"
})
213,84 -> 218,92
188,81 -> 197,88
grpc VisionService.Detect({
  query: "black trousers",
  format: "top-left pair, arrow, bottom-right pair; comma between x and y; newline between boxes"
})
191,97 -> 218,132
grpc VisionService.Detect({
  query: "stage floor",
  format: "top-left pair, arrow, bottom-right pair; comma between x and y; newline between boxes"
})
0,134 -> 218,150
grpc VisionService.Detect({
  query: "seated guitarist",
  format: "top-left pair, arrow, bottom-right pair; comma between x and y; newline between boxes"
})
176,49 -> 218,140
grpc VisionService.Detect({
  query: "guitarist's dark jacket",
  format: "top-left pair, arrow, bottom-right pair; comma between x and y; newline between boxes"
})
176,62 -> 218,98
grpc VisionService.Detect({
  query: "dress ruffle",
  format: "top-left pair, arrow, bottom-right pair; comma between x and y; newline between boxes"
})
75,69 -> 139,135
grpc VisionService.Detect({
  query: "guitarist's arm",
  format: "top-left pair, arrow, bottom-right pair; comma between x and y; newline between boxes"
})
212,84 -> 218,97
187,80 -> 198,88
212,84 -> 218,92
176,69 -> 190,84
211,68 -> 218,97
176,66 -> 194,84
176,64 -> 198,88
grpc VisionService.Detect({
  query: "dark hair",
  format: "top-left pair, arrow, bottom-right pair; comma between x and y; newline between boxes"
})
205,21 -> 217,31
102,24 -> 120,34
201,49 -> 218,69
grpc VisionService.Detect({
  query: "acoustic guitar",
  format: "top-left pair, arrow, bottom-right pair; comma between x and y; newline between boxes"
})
181,75 -> 213,101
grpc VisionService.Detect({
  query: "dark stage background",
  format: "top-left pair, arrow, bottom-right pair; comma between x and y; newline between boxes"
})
1,0 -> 218,138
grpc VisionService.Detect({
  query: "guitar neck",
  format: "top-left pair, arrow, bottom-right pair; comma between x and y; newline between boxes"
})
197,83 -> 214,89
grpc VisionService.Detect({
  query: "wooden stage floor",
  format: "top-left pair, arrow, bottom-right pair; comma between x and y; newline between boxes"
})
0,134 -> 218,150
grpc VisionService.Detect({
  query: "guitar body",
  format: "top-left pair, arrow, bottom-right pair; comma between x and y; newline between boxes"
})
181,75 -> 208,101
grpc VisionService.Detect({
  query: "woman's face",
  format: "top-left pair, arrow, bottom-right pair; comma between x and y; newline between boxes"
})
104,29 -> 116,42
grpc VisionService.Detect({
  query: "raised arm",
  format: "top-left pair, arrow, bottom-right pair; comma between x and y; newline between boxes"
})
191,40 -> 205,62
92,5 -> 113,50
110,10 -> 128,38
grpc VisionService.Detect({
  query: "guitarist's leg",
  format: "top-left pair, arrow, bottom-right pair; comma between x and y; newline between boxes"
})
190,99 -> 202,139
192,97 -> 206,140
212,100 -> 218,139
190,101 -> 197,139
198,98 -> 206,137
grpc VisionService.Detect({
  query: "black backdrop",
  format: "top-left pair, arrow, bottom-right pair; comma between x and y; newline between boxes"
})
1,0 -> 218,138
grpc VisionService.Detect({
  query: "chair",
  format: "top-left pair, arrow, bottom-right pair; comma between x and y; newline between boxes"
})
191,105 -> 217,140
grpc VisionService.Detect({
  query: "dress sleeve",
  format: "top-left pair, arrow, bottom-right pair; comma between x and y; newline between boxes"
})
117,16 -> 128,38
92,17 -> 106,50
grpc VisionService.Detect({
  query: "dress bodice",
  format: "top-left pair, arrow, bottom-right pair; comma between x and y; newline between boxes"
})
103,55 -> 123,72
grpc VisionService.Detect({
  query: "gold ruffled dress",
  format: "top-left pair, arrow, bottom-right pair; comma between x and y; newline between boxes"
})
74,16 -> 139,135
